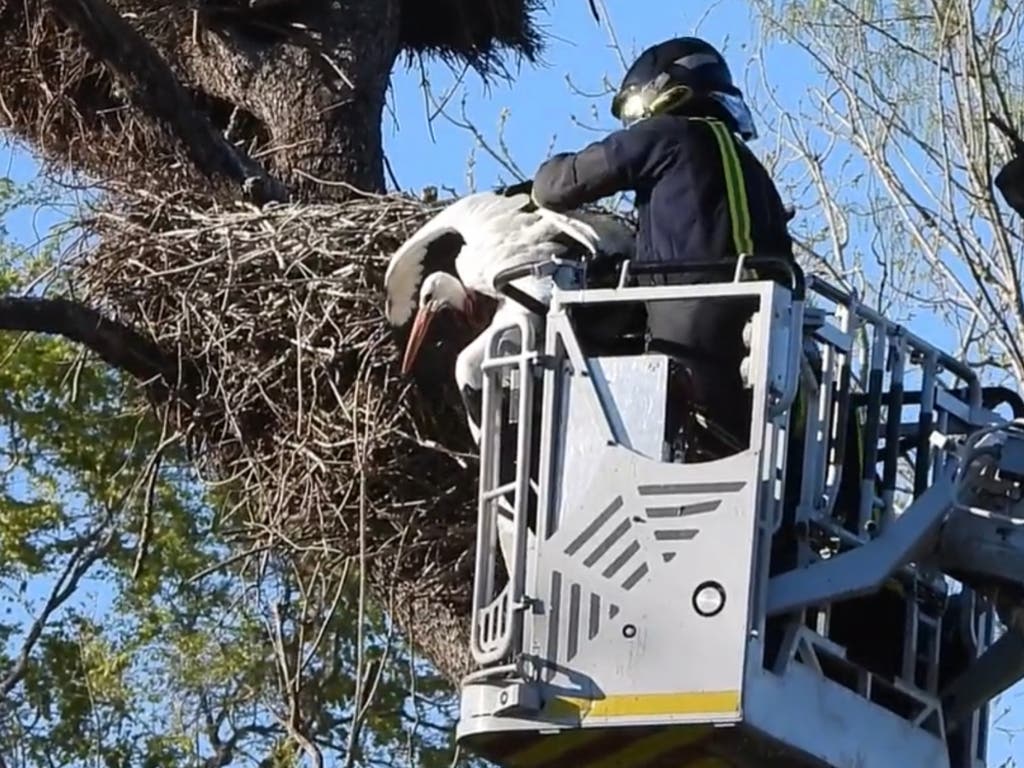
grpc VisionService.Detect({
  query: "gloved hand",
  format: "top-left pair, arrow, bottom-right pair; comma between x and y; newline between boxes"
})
497,178 -> 534,198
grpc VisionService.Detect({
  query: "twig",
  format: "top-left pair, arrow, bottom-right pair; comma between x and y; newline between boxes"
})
1,521 -> 117,695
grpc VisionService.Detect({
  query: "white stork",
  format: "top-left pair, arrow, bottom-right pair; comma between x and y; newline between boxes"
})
384,187 -> 635,441
384,187 -> 635,569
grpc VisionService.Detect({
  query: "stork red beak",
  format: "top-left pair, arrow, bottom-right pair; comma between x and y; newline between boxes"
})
401,304 -> 438,375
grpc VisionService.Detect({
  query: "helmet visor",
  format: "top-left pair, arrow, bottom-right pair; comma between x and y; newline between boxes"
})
618,94 -> 651,126
612,80 -> 757,139
711,91 -> 758,140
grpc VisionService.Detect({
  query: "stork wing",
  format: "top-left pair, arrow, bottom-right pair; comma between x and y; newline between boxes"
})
384,215 -> 465,327
440,191 -> 541,289
385,191 -> 540,321
536,207 -> 637,258
389,190 -> 602,320
441,190 -> 534,251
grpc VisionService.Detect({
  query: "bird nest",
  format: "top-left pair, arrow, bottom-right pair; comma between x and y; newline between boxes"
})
73,186 -> 486,675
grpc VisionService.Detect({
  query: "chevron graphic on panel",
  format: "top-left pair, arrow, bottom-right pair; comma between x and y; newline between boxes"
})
551,481 -> 748,663
563,495 -> 651,593
562,481 -> 747,587
546,568 -> 623,664
639,480 -> 747,564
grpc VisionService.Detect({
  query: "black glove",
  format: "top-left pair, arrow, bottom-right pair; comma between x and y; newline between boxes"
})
496,179 -> 534,198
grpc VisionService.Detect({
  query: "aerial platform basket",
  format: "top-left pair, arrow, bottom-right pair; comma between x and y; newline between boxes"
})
456,256 -> 1024,768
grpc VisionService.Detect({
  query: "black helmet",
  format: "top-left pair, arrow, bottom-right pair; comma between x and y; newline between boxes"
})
610,37 -> 757,140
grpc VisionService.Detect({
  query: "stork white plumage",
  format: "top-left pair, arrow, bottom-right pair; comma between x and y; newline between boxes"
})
384,187 -> 635,438
398,271 -> 537,443
383,188 -> 635,569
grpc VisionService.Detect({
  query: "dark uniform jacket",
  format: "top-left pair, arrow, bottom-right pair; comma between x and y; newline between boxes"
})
533,114 -> 794,269
533,113 -> 796,449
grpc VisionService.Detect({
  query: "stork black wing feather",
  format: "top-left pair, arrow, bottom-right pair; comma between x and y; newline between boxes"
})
387,230 -> 465,356
421,230 -> 465,282
996,156 -> 1024,217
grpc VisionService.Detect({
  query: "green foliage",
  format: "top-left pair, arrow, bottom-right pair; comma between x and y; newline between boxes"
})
0,173 -> 478,767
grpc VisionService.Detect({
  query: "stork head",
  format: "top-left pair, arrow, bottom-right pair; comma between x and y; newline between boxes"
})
401,272 -> 480,375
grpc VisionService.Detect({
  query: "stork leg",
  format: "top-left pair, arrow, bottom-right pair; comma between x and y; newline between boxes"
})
495,501 -> 517,573
460,384 -> 483,444
460,335 -> 522,574
455,327 -> 489,444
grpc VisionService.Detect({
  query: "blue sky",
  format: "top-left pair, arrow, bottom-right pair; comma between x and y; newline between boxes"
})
1,0 -> 1022,764
382,0 -> 772,194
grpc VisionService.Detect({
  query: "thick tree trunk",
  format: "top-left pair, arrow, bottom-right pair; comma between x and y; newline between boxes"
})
50,0 -> 289,203
1,0 -> 401,199
175,0 -> 401,195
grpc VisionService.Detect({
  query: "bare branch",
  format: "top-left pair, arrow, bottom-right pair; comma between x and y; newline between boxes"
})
0,295 -> 183,393
0,523 -> 117,696
750,0 -> 1024,383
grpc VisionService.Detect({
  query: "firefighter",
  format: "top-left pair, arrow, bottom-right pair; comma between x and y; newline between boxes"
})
531,36 -> 795,455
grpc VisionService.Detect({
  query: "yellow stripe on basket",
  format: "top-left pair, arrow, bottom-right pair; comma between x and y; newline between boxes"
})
556,690 -> 741,719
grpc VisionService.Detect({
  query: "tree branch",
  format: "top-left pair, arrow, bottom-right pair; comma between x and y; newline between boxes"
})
47,0 -> 289,204
0,523 -> 117,696
0,296 -> 185,394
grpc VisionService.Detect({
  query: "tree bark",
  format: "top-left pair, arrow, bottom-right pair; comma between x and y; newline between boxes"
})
49,0 -> 289,204
174,0 -> 402,196
2,0 -> 402,199
0,296 -> 180,390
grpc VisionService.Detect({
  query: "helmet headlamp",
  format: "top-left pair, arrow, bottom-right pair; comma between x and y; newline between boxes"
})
618,92 -> 650,125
